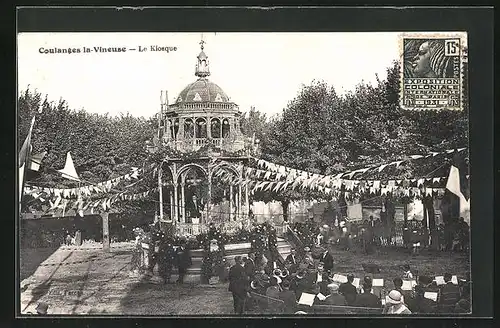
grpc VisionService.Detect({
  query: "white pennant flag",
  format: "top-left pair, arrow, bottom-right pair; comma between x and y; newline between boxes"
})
410,155 -> 424,160
432,177 -> 441,184
58,152 -> 80,182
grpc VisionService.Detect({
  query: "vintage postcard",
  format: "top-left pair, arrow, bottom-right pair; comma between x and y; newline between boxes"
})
400,32 -> 468,111
18,29 -> 472,317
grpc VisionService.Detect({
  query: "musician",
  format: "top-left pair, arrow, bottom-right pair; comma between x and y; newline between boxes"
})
251,269 -> 270,295
175,240 -> 192,284
319,248 -> 334,273
309,263 -> 329,295
407,285 -> 437,314
339,274 -> 358,305
245,252 -> 256,282
285,248 -> 299,273
310,284 -> 324,306
279,280 -> 298,314
323,283 -> 348,306
353,282 -> 381,308
290,270 -> 308,300
402,264 -> 414,279
438,273 -> 461,313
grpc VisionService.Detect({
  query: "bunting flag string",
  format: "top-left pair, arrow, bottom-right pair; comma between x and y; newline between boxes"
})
250,147 -> 466,184
24,164 -> 155,200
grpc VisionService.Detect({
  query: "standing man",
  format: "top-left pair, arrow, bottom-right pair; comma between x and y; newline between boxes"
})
175,240 -> 192,284
245,252 -> 256,283
228,256 -> 248,315
284,248 -> 299,274
319,248 -> 334,273
158,239 -> 176,284
339,273 -> 358,305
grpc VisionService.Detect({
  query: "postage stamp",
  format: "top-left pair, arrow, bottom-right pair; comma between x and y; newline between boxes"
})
399,32 -> 468,111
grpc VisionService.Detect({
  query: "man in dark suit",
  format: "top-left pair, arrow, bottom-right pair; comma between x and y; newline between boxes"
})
308,263 -> 329,295
175,241 -> 192,284
290,270 -> 309,300
244,252 -> 256,283
339,274 -> 358,305
319,248 -> 334,273
323,283 -> 347,306
228,256 -> 248,314
407,285 -> 437,314
284,248 -> 299,273
438,273 -> 461,313
353,282 -> 381,308
279,280 -> 297,314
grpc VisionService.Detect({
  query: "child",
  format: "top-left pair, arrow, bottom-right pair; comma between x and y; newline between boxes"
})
402,264 -> 414,279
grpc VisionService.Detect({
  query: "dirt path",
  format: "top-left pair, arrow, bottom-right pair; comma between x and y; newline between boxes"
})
20,243 -> 469,315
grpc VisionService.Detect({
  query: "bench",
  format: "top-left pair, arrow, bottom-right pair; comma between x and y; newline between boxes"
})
248,292 -> 285,314
298,304 -> 382,315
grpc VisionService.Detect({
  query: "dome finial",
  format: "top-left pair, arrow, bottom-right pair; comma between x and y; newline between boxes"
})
195,37 -> 210,78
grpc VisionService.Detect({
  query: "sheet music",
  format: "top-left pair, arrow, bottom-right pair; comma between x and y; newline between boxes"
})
298,292 -> 316,306
316,293 -> 326,301
434,276 -> 445,285
372,278 -> 384,287
424,292 -> 438,302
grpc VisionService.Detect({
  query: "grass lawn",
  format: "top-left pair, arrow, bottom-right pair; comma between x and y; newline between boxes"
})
19,242 -> 469,315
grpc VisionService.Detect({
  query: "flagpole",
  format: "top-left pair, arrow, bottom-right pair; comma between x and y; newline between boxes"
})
19,115 -> 36,214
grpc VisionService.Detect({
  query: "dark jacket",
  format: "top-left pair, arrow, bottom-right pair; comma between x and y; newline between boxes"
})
279,289 -> 297,314
353,291 -> 381,308
228,263 -> 248,296
290,276 -> 309,300
175,246 -> 192,269
439,282 -> 461,313
323,293 -> 347,306
339,282 -> 358,305
319,251 -> 334,272
244,258 -> 256,280
408,296 -> 438,314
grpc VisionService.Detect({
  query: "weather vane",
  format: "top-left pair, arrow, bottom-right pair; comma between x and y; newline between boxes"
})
200,33 -> 205,50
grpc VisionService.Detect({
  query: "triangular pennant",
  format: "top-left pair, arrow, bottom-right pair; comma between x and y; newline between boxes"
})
410,155 -> 424,160
57,152 -> 80,182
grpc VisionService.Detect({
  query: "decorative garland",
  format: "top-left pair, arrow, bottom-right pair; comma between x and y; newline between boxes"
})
198,225 -> 227,283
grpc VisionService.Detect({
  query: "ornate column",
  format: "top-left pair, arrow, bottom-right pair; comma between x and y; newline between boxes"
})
245,180 -> 250,217
169,189 -> 174,220
207,116 -> 212,139
173,182 -> 179,222
207,168 -> 212,224
181,182 -> 186,223
229,185 -> 234,221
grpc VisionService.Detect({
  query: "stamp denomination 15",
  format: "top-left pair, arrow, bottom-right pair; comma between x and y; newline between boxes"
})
399,32 -> 467,111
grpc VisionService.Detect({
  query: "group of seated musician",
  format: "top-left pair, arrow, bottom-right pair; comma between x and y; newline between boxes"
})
245,249 -> 471,315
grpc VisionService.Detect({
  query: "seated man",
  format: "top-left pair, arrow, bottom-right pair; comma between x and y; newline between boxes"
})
339,274 -> 358,305
310,283 -> 325,306
438,273 -> 461,313
392,277 -> 406,304
290,270 -> 309,300
279,280 -> 298,314
407,285 -> 438,314
353,282 -> 381,308
284,248 -> 300,274
266,276 -> 282,313
323,283 -> 347,306
454,282 -> 471,313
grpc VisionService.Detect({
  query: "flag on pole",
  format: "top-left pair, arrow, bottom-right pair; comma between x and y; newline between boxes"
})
28,151 -> 47,171
19,116 -> 36,202
446,160 -> 470,222
58,152 -> 81,182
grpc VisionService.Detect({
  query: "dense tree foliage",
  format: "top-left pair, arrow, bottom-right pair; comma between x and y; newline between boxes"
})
19,59 -> 468,218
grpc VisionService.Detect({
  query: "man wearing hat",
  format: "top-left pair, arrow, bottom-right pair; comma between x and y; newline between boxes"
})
229,256 -> 249,314
244,252 -> 256,283
382,290 -> 411,314
323,283 -> 347,306
175,240 -> 192,284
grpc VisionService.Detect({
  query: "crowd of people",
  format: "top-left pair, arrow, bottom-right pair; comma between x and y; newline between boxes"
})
227,246 -> 471,315
130,224 -> 192,284
292,214 -> 470,255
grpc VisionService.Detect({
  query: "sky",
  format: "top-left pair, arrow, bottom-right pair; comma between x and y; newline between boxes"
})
18,32 -> 401,119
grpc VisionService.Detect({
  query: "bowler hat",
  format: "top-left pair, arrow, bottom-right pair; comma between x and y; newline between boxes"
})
386,290 -> 403,305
